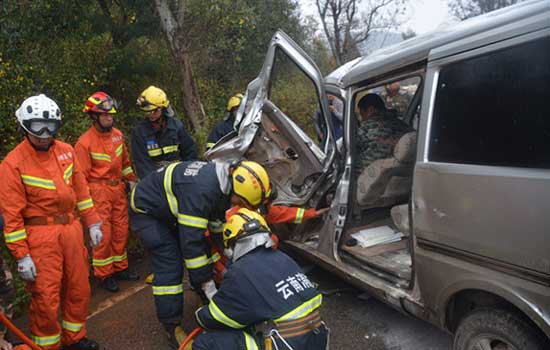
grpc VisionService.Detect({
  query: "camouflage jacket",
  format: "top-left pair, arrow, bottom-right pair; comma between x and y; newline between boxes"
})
356,111 -> 410,174
380,89 -> 411,117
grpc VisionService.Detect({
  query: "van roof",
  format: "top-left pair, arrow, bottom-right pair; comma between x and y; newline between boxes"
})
325,0 -> 550,88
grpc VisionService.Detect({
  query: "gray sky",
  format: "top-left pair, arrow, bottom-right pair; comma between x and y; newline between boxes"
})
300,0 -> 455,35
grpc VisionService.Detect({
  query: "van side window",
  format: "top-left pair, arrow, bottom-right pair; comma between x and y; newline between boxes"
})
429,36 -> 550,168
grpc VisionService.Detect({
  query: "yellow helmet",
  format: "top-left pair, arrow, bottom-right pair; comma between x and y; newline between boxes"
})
232,161 -> 272,207
223,208 -> 269,247
137,86 -> 170,111
226,93 -> 244,112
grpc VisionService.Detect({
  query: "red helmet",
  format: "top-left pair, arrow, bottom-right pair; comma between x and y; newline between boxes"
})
83,91 -> 117,114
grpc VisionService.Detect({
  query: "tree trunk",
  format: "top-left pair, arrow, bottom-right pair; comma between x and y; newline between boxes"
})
174,44 -> 205,131
154,0 -> 205,132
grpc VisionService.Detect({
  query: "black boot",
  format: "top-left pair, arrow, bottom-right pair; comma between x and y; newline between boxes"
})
113,269 -> 140,281
100,276 -> 119,292
163,323 -> 186,350
62,337 -> 99,350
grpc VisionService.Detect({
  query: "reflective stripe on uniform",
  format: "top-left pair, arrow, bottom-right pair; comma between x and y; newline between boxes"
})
147,148 -> 163,157
243,332 -> 258,350
208,299 -> 245,329
4,228 -> 27,243
122,166 -> 133,176
62,320 -> 84,333
113,252 -> 127,262
115,144 -> 123,157
91,152 -> 111,162
130,186 -> 146,214
162,145 -> 179,154
177,214 -> 208,229
21,175 -> 56,190
31,333 -> 61,346
294,208 -> 305,224
208,221 -> 223,233
152,284 -> 183,295
275,294 -> 322,322
92,256 -> 114,267
77,198 -> 94,211
163,162 -> 181,217
184,254 -> 211,269
211,252 -> 221,263
63,163 -> 73,184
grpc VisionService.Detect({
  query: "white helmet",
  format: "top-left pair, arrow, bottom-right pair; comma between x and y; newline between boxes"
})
16,94 -> 62,138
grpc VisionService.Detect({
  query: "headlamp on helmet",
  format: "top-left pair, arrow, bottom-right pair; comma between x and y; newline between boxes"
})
222,208 -> 270,247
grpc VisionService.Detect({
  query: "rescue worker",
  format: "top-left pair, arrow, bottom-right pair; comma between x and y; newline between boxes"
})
129,160 -> 271,348
132,86 -> 197,179
75,92 -> 139,292
193,208 -> 328,350
356,93 -> 410,175
206,93 -> 243,151
0,94 -> 102,350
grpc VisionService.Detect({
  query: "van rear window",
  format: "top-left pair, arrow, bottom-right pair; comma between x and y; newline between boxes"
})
429,36 -> 550,168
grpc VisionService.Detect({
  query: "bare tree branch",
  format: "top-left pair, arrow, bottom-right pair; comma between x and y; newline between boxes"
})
316,0 -> 404,66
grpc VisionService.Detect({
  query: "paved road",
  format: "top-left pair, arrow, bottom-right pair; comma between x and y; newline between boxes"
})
15,256 -> 452,350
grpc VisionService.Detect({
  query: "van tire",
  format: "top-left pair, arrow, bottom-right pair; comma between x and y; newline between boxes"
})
454,308 -> 546,350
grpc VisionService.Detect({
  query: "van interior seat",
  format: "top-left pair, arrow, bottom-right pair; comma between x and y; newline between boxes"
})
356,132 -> 417,209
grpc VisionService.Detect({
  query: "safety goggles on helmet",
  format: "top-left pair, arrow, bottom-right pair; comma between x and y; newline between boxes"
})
137,96 -> 161,112
95,98 -> 117,113
22,119 -> 61,138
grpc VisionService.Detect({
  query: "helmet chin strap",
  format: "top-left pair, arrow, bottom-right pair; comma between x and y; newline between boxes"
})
92,116 -> 112,133
25,134 -> 52,152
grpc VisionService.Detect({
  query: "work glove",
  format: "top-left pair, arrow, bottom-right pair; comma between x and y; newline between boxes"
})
89,222 -> 103,247
17,254 -> 37,282
201,280 -> 218,301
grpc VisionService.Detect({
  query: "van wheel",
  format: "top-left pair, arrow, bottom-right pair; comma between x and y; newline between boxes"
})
454,308 -> 546,350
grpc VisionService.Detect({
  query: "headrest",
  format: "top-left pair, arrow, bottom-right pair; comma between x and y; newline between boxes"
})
393,132 -> 417,163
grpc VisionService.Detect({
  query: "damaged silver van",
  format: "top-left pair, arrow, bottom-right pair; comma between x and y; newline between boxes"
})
207,0 -> 550,348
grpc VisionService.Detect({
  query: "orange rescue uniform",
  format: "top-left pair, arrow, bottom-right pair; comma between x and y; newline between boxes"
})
0,139 -> 100,349
75,126 -> 137,280
209,204 -> 317,283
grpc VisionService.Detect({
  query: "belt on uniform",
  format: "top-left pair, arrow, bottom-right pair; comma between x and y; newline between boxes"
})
275,309 -> 322,339
89,178 -> 121,186
24,213 -> 75,226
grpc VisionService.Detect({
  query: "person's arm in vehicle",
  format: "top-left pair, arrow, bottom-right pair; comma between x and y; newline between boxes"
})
266,205 -> 326,224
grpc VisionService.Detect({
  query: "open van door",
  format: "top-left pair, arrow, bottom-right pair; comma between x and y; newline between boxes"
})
207,31 -> 338,205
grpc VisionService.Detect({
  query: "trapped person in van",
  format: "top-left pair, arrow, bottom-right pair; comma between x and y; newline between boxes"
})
75,92 -> 140,293
356,93 -> 410,175
379,81 -> 411,118
192,208 -> 328,350
132,86 -> 197,179
206,93 -> 243,151
0,94 -> 102,350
